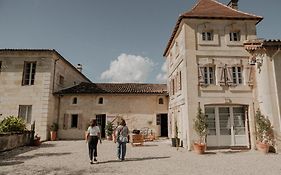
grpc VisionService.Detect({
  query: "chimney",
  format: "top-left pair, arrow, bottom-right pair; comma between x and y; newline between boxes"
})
76,64 -> 82,72
228,0 -> 238,10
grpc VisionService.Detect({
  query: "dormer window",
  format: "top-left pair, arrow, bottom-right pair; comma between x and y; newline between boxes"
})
98,97 -> 103,104
159,98 -> 164,104
229,31 -> 240,41
202,31 -> 213,41
72,97 -> 77,104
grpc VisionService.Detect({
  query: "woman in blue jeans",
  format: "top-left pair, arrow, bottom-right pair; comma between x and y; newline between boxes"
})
115,119 -> 129,161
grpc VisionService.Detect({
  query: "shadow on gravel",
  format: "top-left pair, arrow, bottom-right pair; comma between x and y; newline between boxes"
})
0,147 -> 71,167
98,156 -> 170,164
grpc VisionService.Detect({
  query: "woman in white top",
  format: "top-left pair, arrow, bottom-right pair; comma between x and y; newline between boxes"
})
86,119 -> 102,164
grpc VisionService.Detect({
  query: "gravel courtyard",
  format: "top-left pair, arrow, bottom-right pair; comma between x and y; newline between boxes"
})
1,139 -> 281,175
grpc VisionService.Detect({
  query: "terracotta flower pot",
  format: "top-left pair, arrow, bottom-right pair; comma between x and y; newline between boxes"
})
193,143 -> 206,154
256,142 -> 269,154
50,131 -> 57,141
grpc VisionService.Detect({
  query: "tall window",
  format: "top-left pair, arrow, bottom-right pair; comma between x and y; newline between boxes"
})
59,75 -> 64,85
22,62 -> 36,86
172,79 -> 175,95
72,97 -> 78,104
203,66 -> 215,84
71,114 -> 78,128
159,98 -> 164,104
202,31 -> 213,41
98,97 -> 103,104
229,32 -> 240,41
18,105 -> 32,123
232,66 -> 243,84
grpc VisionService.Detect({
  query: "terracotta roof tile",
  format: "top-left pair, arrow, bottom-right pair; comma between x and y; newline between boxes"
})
56,82 -> 168,95
163,0 -> 263,56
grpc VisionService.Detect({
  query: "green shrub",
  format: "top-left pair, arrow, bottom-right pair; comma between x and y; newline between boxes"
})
0,116 -> 26,133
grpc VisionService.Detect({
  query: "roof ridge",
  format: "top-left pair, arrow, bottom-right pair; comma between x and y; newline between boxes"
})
212,0 -> 262,19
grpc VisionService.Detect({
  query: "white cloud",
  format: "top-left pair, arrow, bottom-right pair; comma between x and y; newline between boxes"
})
101,53 -> 154,83
156,60 -> 168,83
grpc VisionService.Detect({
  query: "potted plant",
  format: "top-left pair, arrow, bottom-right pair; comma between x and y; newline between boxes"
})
171,120 -> 180,147
193,107 -> 207,154
33,134 -> 41,146
105,122 -> 114,140
255,109 -> 274,153
50,123 -> 58,141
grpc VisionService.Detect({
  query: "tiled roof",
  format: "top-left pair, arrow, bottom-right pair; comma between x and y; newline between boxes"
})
56,82 -> 168,95
182,0 -> 262,20
244,39 -> 281,50
163,0 -> 263,56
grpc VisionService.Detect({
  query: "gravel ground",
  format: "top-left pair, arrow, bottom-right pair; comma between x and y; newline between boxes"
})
1,139 -> 281,175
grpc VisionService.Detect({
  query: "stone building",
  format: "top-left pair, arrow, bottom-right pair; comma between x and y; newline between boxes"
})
244,39 -> 281,151
0,49 -> 168,140
0,49 -> 91,140
163,0 -> 270,150
55,82 -> 168,140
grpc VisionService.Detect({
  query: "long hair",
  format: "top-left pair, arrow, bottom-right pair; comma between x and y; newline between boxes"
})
120,119 -> 126,126
91,119 -> 97,127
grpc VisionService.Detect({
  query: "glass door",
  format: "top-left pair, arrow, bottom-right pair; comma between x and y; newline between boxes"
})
205,106 -> 248,147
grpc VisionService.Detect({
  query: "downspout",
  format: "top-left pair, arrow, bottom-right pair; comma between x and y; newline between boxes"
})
52,58 -> 59,94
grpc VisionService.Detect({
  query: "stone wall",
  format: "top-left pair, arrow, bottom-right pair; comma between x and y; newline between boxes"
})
0,131 -> 32,152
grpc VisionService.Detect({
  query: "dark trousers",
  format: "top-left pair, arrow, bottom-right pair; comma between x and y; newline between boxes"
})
117,141 -> 127,160
88,136 -> 98,160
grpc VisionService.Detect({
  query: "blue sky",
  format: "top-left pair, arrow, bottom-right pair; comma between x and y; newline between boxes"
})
0,0 -> 280,83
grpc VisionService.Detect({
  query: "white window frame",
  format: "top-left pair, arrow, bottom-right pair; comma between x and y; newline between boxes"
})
22,62 -> 36,86
229,31 -> 240,41
202,31 -> 214,41
18,105 -> 32,123
203,66 -> 215,85
232,66 -> 243,85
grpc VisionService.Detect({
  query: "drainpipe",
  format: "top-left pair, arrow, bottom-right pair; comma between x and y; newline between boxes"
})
52,58 -> 59,94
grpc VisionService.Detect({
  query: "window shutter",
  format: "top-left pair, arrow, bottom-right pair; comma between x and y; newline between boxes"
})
78,114 -> 83,130
226,66 -> 234,86
245,65 -> 254,86
63,114 -> 69,130
217,64 -> 226,86
198,64 -> 205,86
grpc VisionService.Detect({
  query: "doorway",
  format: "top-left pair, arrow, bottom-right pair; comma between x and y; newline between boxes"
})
96,114 -> 106,138
205,106 -> 249,147
157,114 -> 168,137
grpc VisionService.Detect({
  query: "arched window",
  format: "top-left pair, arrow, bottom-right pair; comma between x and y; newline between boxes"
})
98,97 -> 103,104
72,97 -> 78,104
159,98 -> 164,104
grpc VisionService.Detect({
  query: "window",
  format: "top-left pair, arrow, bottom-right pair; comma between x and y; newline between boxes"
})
179,71 -> 182,90
72,97 -> 77,104
202,31 -> 213,41
159,98 -> 164,104
203,66 -> 215,84
71,114 -> 78,128
98,97 -> 103,104
22,62 -> 36,86
59,75 -> 64,85
229,32 -> 240,41
172,79 -> 175,95
156,115 -> 161,125
18,105 -> 32,123
232,66 -> 243,84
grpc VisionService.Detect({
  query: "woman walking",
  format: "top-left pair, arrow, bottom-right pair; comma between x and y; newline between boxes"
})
115,119 -> 129,161
86,119 -> 102,164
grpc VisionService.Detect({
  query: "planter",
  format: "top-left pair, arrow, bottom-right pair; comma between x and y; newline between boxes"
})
33,137 -> 41,146
171,138 -> 180,147
256,142 -> 269,153
193,143 -> 206,154
50,131 -> 57,141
